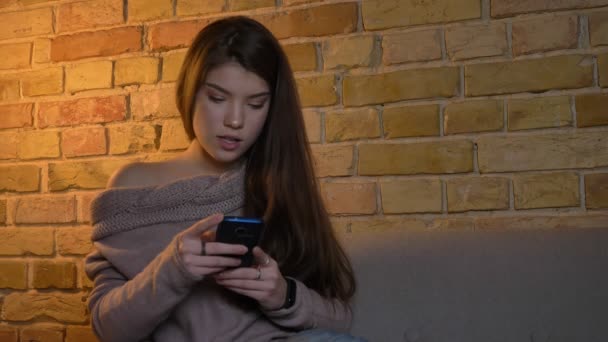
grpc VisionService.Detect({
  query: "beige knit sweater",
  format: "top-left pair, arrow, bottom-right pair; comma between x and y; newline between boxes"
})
84,166 -> 352,342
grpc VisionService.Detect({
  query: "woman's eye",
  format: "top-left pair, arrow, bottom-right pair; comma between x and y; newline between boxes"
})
249,102 -> 265,110
209,96 -> 225,103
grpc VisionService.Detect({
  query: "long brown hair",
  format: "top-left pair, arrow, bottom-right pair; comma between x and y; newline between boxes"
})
176,16 -> 355,301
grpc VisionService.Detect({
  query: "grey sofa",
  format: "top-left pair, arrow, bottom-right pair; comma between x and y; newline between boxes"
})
344,226 -> 608,341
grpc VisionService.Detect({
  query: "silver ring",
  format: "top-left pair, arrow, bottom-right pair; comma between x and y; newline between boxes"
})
201,241 -> 206,256
255,268 -> 262,280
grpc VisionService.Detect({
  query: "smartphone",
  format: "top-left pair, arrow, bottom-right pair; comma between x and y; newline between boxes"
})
215,216 -> 264,267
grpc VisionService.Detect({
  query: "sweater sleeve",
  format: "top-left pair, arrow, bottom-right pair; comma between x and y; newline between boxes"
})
261,278 -> 352,333
85,236 -> 200,342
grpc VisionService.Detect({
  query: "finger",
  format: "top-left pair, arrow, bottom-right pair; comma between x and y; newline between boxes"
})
252,246 -> 272,267
214,267 -> 258,280
184,213 -> 224,237
204,242 -> 248,256
216,278 -> 271,291
188,255 -> 243,268
190,266 -> 225,275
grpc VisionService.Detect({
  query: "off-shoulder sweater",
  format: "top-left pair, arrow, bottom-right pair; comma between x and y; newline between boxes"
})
84,166 -> 351,342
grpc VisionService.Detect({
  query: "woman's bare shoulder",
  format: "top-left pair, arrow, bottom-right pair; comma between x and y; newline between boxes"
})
106,160 -> 176,189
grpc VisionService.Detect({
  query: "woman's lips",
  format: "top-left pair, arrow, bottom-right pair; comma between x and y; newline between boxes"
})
217,136 -> 241,151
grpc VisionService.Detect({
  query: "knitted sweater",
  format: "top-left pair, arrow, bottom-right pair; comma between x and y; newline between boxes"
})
84,166 -> 352,342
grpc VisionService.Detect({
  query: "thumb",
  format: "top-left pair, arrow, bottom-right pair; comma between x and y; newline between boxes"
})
184,213 -> 224,237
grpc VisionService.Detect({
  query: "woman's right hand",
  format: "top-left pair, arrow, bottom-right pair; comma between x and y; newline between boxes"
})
177,213 -> 248,278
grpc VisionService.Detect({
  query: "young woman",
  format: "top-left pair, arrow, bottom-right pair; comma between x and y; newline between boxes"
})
85,16 -> 362,342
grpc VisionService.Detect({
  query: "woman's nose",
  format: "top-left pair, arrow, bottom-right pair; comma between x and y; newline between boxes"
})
224,104 -> 244,129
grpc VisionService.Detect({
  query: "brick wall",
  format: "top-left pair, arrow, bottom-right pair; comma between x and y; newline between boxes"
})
1,0 -> 608,339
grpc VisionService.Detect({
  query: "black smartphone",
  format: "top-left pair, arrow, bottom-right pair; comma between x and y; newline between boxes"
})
215,216 -> 264,267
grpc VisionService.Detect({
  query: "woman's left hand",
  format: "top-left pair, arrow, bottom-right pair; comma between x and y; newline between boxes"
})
213,246 -> 287,311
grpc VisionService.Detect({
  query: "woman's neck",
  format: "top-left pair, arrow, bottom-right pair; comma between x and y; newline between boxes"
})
176,140 -> 244,176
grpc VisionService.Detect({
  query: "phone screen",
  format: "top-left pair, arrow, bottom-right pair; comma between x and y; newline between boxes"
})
215,216 -> 264,267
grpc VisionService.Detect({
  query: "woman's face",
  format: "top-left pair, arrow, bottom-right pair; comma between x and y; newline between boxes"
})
192,61 -> 271,166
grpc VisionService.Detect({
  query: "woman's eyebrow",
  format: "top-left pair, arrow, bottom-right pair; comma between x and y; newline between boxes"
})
205,82 -> 270,99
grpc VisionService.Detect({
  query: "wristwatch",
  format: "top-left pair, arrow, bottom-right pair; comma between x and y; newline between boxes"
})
282,277 -> 296,309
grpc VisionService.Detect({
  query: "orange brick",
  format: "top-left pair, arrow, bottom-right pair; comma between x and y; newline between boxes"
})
162,51 -> 187,82
576,93 -> 608,127
599,54 -> 608,87
66,61 -> 113,94
0,260 -> 27,289
177,0 -> 224,16
284,43 -> 317,72
296,75 -> 337,107
230,0 -> 274,11
0,228 -> 54,256
382,29 -> 441,65
57,226 -> 93,255
383,105 -> 439,138
320,182 -> 377,214
363,0 -> 480,30
0,43 -> 31,70
38,95 -> 126,128
586,173 -> 608,208
129,0 -> 173,21
49,160 -> 132,191
256,2 -> 357,39
303,110 -> 321,143
15,195 -> 76,224
62,126 -> 107,157
444,100 -> 504,134
0,326 -> 17,342
65,326 -> 99,342
477,214 -> 608,229
478,131 -> 608,172
590,11 -> 608,47
148,19 -> 210,51
447,177 -> 510,212
465,55 -> 593,96
131,88 -> 179,120
20,327 -> 63,342
0,103 -> 33,129
283,0 -> 322,4
512,15 -> 578,56
311,144 -> 354,177
22,67 -> 64,97
78,193 -> 98,223
0,7 -> 53,40
0,165 -> 40,192
325,108 -> 380,142
108,123 -> 160,154
344,67 -> 459,106
51,27 -> 143,62
381,179 -> 442,214
0,200 -> 6,224
0,78 -> 20,102
0,132 -> 18,160
508,96 -> 572,131
492,0 -> 608,18
160,119 -> 190,151
359,141 -> 473,175
115,57 -> 160,86
323,35 -> 375,69
2,292 -> 87,323
446,23 -> 507,60
57,0 -> 123,32
513,172 -> 579,209
32,260 -> 77,289
34,38 -> 51,64
18,130 -> 60,160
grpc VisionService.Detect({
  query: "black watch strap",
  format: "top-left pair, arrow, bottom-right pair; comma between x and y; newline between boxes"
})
282,277 -> 296,309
